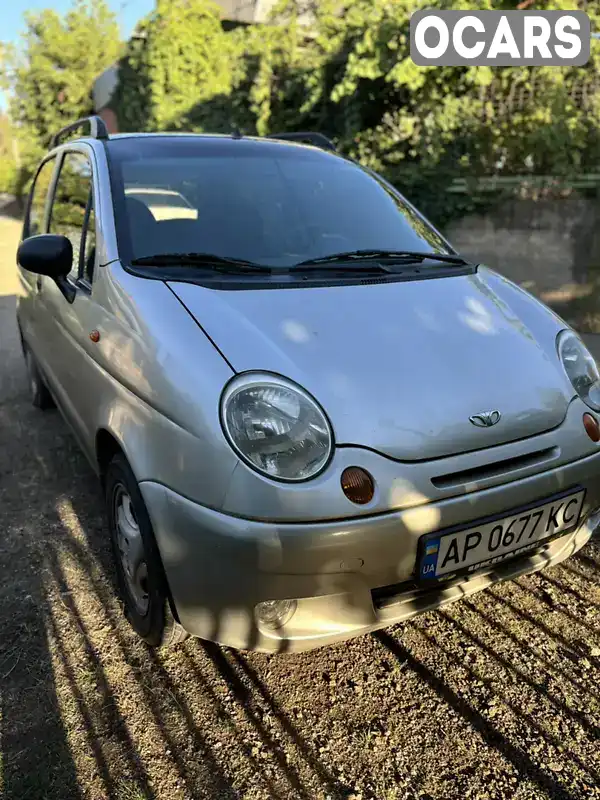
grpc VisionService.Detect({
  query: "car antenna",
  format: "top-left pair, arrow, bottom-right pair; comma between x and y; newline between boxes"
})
231,126 -> 243,140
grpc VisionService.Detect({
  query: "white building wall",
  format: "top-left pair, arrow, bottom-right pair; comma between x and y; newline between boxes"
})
92,64 -> 120,112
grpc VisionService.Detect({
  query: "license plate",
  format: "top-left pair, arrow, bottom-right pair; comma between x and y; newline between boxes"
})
418,488 -> 586,582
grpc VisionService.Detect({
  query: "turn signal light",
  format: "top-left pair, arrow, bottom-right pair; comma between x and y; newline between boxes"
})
583,412 -> 600,442
341,467 -> 375,505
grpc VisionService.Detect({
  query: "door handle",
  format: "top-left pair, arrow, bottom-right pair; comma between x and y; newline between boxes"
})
36,276 -> 42,292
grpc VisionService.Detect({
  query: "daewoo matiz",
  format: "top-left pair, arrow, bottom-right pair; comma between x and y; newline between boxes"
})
15,116 -> 600,652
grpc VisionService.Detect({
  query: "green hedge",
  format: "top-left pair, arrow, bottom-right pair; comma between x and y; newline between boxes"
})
0,158 -> 18,194
111,0 -> 600,229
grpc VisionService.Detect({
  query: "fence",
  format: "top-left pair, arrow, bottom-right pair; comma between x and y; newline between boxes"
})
448,174 -> 600,194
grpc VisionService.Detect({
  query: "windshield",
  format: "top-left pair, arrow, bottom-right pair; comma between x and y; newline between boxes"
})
107,137 -> 452,268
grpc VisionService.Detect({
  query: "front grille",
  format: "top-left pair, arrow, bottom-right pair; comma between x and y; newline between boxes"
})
431,446 -> 559,490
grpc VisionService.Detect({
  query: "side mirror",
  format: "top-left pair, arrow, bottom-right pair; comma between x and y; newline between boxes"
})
17,234 -> 73,279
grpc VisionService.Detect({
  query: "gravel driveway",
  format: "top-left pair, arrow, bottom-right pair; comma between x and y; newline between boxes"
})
1,215 -> 600,800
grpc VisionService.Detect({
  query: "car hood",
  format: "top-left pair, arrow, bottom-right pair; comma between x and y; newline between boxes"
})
168,267 -> 574,462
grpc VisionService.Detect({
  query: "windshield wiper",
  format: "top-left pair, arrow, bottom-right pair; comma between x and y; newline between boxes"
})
294,249 -> 472,267
130,252 -> 406,277
130,252 -> 271,272
129,249 -> 473,278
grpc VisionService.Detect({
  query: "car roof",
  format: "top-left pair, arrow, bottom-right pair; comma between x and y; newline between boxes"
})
66,131 -> 342,159
108,132 -> 252,140
106,132 -> 322,145
47,117 -> 342,159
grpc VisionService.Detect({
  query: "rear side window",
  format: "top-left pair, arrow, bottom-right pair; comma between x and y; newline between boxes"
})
49,152 -> 93,279
26,158 -> 55,238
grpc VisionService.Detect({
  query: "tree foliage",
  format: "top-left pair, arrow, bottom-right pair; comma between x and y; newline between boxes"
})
113,0 -> 235,132
269,0 -> 600,224
112,0 -> 310,136
5,0 -> 600,226
2,0 -> 121,190
110,0 -> 600,226
0,113 -> 18,193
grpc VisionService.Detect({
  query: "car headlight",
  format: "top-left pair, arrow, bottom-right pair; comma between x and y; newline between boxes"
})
557,330 -> 600,411
220,373 -> 333,481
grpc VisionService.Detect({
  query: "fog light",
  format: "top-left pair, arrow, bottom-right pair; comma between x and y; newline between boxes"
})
583,412 -> 600,442
341,466 -> 375,505
255,599 -> 297,630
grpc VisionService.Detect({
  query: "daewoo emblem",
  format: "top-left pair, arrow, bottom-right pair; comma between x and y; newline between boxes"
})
469,410 -> 501,428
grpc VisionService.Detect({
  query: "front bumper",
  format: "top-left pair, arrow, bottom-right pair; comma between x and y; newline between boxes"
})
140,450 -> 600,653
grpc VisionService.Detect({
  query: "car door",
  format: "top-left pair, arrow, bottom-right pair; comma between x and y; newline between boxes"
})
17,155 -> 59,372
37,147 -> 102,461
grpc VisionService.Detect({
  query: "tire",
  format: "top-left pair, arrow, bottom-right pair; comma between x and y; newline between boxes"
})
105,453 -> 188,648
24,347 -> 55,410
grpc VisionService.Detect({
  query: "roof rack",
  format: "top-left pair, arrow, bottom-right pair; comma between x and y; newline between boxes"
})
268,131 -> 336,152
50,115 -> 110,149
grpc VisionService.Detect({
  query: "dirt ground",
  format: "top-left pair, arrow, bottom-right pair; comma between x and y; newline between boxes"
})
1,211 -> 600,800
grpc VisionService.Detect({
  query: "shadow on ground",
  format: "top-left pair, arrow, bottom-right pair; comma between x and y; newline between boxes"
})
1,301 -> 600,800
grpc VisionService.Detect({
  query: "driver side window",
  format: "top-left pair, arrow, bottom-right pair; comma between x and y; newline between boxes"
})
49,152 -> 94,280
26,158 -> 56,239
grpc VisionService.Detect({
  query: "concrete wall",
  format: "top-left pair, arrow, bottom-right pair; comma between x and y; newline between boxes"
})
446,193 -> 600,333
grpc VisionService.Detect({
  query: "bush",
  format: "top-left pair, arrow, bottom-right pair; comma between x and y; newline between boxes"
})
0,158 -> 18,195
110,0 -> 600,228
3,0 -> 121,194
113,0 -> 236,132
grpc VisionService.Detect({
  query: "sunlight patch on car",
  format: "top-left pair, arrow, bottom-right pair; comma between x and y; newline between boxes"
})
100,333 -> 152,397
459,296 -> 496,335
389,478 -> 429,508
403,504 -> 441,535
388,479 -> 441,534
281,319 -> 310,343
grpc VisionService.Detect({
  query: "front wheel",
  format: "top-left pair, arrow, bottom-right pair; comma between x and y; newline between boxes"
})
105,454 -> 188,648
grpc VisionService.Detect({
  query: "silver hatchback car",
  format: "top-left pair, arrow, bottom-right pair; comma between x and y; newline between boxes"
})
15,116 -> 600,653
